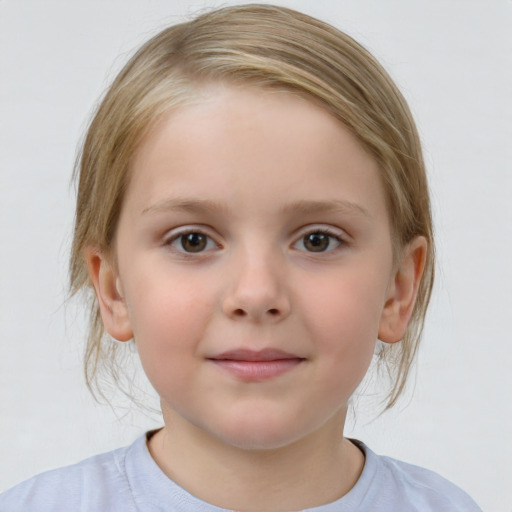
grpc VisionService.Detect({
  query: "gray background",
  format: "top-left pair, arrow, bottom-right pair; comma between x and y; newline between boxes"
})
1,1 -> 511,510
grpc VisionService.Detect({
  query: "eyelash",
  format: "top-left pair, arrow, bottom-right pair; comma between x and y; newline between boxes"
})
164,226 -> 347,255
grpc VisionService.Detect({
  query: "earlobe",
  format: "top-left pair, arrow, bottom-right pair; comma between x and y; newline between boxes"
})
85,247 -> 133,342
378,236 -> 427,344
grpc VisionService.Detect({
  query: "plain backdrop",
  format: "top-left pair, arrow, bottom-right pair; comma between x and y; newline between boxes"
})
1,1 -> 511,510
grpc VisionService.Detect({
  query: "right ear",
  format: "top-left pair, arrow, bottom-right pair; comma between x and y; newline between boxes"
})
85,247 -> 133,342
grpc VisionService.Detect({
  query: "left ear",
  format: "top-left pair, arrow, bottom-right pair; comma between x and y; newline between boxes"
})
378,236 -> 427,344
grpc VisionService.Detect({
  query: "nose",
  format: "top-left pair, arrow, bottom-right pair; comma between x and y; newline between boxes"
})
222,250 -> 291,323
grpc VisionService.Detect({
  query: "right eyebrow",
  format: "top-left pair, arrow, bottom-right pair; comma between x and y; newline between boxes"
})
141,198 -> 229,216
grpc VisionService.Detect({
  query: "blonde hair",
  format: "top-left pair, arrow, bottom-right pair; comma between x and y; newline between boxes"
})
70,4 -> 434,409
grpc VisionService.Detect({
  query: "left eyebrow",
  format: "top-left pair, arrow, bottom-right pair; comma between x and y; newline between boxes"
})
282,199 -> 371,219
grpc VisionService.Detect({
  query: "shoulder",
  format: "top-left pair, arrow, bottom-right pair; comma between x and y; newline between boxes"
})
356,442 -> 482,511
0,443 -> 136,512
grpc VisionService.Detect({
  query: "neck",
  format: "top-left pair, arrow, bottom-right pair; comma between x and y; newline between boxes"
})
148,409 -> 364,511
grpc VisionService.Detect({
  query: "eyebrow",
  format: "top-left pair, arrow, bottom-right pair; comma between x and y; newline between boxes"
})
141,198 -> 229,216
141,197 -> 370,219
282,199 -> 371,219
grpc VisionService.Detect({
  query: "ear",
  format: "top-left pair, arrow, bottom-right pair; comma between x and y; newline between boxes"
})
85,247 -> 133,342
378,236 -> 427,344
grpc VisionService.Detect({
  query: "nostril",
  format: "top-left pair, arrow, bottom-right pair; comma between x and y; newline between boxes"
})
234,308 -> 247,317
268,308 -> 279,316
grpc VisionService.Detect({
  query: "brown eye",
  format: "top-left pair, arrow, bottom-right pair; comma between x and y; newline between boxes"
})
303,232 -> 330,252
180,232 -> 208,252
168,229 -> 218,254
294,231 -> 342,253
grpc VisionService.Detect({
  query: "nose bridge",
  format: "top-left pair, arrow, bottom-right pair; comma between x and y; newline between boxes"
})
223,240 -> 290,321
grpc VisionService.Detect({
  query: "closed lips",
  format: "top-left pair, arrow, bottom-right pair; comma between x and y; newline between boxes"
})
208,349 -> 305,381
209,348 -> 304,362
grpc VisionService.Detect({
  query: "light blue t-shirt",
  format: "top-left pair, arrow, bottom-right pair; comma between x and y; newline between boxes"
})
0,433 -> 481,511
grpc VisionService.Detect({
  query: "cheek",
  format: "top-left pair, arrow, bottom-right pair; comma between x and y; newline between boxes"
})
123,268 -> 217,383
126,262 -> 216,333
304,269 -> 386,338
300,269 -> 387,385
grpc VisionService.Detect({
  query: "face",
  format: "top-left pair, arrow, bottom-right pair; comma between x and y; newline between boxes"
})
94,84 -> 407,451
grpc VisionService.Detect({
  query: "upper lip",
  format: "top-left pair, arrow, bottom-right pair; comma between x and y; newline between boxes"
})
209,348 -> 303,362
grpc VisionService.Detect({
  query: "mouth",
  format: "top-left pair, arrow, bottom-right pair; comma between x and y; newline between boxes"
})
207,348 -> 305,381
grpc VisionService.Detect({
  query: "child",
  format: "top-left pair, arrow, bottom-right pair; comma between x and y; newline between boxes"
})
0,4 -> 482,511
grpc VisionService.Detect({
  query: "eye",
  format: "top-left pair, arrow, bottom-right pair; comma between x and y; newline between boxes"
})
168,231 -> 218,253
294,230 -> 343,253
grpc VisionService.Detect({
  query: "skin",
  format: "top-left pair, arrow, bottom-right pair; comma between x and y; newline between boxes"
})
87,84 -> 426,511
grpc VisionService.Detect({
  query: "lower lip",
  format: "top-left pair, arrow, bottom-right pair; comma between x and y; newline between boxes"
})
210,359 -> 303,381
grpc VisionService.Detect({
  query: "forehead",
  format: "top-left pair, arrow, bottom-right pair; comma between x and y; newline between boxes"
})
124,83 -> 388,225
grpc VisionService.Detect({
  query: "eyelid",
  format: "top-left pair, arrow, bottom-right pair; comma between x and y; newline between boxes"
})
294,224 -> 348,240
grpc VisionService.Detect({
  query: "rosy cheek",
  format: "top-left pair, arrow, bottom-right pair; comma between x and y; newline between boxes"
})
308,278 -> 380,345
130,274 -> 213,345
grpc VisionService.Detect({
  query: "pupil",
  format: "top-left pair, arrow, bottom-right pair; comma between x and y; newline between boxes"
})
305,233 -> 329,252
182,233 -> 207,252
